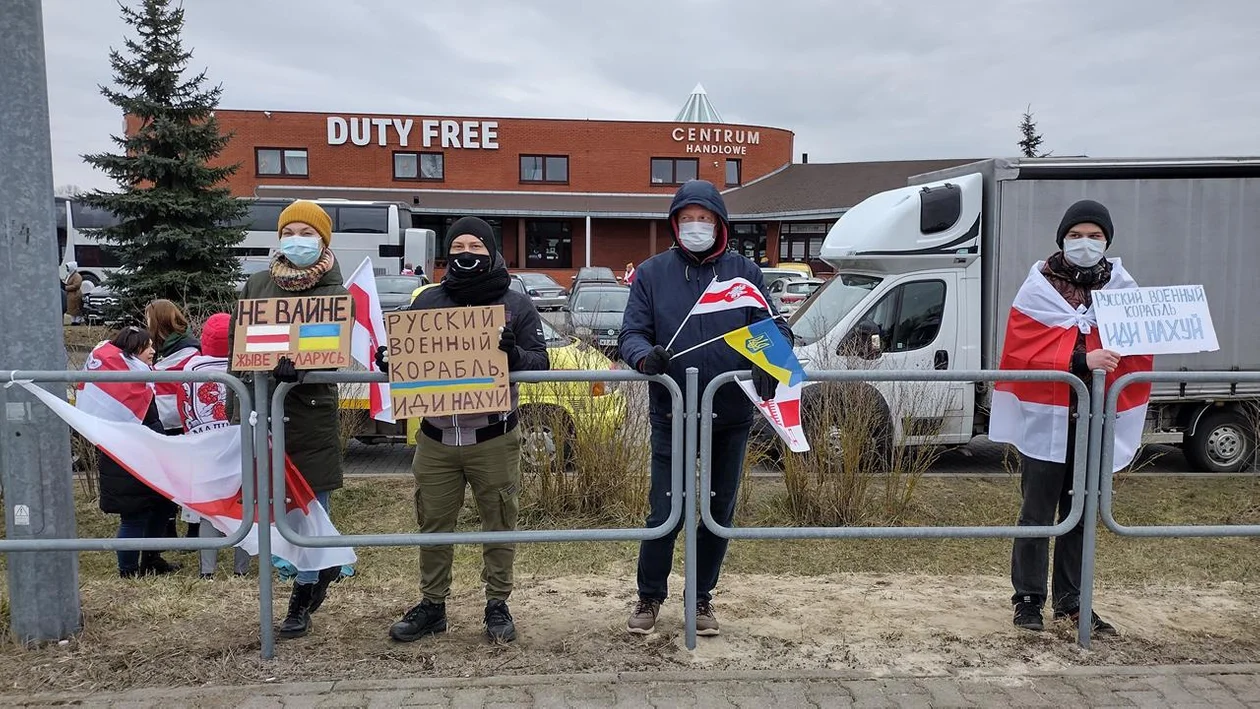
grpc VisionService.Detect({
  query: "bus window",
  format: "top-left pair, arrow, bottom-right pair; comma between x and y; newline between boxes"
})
336,206 -> 389,234
69,201 -> 122,229
246,201 -> 286,232
75,244 -> 123,269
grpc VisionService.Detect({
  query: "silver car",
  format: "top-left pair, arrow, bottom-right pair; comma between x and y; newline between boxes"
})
769,277 -> 824,316
516,271 -> 568,311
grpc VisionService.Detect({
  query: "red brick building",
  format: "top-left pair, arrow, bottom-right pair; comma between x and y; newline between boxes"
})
194,87 -> 971,279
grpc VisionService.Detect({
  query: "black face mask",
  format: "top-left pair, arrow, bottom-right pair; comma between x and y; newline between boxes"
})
449,252 -> 491,275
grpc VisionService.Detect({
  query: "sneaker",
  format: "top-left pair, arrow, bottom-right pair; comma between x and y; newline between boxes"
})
1054,608 -> 1117,635
696,600 -> 720,637
1014,596 -> 1044,631
389,599 -> 447,643
485,600 -> 517,643
199,573 -> 214,581
627,598 -> 661,635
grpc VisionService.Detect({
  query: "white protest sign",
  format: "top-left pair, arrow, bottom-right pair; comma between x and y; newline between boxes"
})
1093,285 -> 1219,356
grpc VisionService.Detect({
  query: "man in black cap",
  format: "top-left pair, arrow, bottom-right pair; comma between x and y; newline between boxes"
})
999,199 -> 1128,636
379,216 -> 549,645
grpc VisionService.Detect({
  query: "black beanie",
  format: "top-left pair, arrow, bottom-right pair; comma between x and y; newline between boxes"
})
445,216 -> 498,257
1056,200 -> 1114,248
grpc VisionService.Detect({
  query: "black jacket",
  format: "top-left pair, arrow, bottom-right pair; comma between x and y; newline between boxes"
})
98,399 -> 177,517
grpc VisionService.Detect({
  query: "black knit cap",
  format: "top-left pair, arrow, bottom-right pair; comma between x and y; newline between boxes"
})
445,216 -> 498,257
1056,200 -> 1114,248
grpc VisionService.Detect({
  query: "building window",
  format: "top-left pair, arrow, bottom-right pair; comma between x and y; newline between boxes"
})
525,220 -> 572,269
393,152 -> 444,181
725,159 -> 742,186
651,158 -> 699,185
732,223 -> 767,263
256,148 -> 308,177
778,221 -> 833,262
520,155 -> 569,183
419,216 -> 504,266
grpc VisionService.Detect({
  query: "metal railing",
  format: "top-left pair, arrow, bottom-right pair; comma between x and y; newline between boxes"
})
693,368 -> 1095,649
0,370 -> 257,552
261,369 -> 686,659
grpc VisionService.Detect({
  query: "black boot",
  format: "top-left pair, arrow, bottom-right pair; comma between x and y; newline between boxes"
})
185,523 -> 201,539
389,599 -> 447,642
485,599 -> 517,643
278,583 -> 316,639
308,567 -> 342,614
139,552 -> 181,576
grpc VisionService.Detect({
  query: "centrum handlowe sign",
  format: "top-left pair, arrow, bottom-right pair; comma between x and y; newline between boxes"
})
385,305 -> 510,419
1094,285 -> 1219,356
232,295 -> 354,371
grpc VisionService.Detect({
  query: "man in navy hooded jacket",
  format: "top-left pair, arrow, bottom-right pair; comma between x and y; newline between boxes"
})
620,180 -> 791,637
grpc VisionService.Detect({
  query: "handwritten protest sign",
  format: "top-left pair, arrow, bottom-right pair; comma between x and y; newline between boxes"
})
232,296 -> 353,371
385,305 -> 510,419
1094,285 -> 1219,356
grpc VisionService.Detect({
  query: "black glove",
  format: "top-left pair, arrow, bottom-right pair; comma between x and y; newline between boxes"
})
752,365 -> 779,401
499,326 -> 521,368
374,345 -> 389,375
272,356 -> 304,384
639,345 -> 672,376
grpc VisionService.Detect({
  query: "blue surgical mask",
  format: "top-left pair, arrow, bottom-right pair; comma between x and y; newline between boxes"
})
279,235 -> 323,267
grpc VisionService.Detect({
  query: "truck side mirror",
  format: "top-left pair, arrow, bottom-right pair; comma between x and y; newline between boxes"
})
837,320 -> 883,360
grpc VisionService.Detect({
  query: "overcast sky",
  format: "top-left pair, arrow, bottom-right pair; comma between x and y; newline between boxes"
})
41,0 -> 1260,190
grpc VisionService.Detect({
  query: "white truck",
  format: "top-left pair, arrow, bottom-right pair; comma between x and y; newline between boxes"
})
789,157 -> 1260,472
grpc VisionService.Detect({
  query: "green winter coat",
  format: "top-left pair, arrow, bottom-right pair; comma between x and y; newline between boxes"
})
229,260 -> 349,494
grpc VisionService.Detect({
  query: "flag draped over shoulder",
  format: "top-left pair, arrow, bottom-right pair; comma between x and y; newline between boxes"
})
989,260 -> 1153,472
153,345 -> 200,431
76,341 -> 153,422
35,380 -> 356,571
345,257 -> 395,423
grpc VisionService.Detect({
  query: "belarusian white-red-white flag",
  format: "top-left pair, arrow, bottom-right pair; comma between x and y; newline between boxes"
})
691,277 -> 770,315
989,260 -> 1153,472
27,382 -> 356,572
345,257 -> 394,423
738,379 -> 812,453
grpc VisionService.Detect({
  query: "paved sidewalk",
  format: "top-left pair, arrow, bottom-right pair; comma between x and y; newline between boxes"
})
11,664 -> 1260,708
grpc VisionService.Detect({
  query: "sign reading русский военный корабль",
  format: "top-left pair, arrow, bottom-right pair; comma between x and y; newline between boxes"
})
385,305 -> 510,419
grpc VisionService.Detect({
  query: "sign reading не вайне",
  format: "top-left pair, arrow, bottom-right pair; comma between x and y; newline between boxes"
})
232,295 -> 353,371
385,305 -> 510,419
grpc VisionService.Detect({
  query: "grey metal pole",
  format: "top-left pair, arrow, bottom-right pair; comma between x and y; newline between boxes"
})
254,376 -> 275,659
1077,369 -> 1106,648
683,368 -> 698,650
0,0 -> 82,643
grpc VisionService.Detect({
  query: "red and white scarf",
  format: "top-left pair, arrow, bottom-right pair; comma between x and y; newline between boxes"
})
76,341 -> 154,423
989,259 -> 1153,472
154,344 -> 201,430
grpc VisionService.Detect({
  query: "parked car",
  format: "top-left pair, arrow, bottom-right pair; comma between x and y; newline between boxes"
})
570,266 -> 619,288
760,267 -> 807,290
375,274 -> 427,311
769,277 -> 824,316
562,284 -> 631,357
775,262 -> 815,279
516,271 -> 568,311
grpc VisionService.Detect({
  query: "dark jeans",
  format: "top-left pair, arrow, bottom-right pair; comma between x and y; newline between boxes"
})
116,507 -> 170,575
637,421 -> 751,603
1011,423 -> 1084,611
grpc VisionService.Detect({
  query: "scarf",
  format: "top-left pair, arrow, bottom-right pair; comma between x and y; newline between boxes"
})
271,249 -> 335,293
1040,251 -> 1113,311
442,253 -> 512,306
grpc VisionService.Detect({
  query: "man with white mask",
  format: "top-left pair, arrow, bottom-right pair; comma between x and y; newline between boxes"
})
997,199 -> 1129,636
619,180 -> 790,637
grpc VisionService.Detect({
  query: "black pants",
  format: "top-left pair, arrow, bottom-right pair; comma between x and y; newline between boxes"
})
1010,424 -> 1085,611
637,421 -> 750,603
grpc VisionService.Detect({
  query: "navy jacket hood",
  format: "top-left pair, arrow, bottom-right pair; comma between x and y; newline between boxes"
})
668,180 -> 730,264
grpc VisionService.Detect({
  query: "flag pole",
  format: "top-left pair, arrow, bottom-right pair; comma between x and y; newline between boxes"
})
664,308 -> 697,352
670,314 -> 790,359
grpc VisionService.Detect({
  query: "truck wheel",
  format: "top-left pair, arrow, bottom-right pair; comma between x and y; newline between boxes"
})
1186,410 -> 1255,473
518,405 -> 575,471
801,383 -> 893,474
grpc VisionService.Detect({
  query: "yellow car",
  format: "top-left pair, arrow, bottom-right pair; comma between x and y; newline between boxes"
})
342,283 -> 627,469
774,262 -> 814,279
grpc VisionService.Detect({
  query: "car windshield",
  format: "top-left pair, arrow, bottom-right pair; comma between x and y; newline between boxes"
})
520,273 -> 560,288
789,274 -> 883,345
573,289 -> 629,313
538,318 -> 569,346
241,260 -> 270,276
376,276 -> 424,294
786,281 -> 821,295
510,278 -> 527,295
577,267 -> 616,281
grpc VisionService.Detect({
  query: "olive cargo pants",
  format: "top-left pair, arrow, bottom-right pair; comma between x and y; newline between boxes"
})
412,428 -> 521,603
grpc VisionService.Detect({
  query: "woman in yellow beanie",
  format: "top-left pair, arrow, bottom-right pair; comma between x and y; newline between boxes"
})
229,199 -> 351,639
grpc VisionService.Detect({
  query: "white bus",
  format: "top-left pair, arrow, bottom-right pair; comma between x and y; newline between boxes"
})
54,196 -> 436,286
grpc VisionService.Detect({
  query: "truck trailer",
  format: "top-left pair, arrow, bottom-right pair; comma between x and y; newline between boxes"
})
789,157 -> 1260,472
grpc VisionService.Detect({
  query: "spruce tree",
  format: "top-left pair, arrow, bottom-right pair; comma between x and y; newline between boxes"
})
1018,105 -> 1051,158
81,0 -> 246,321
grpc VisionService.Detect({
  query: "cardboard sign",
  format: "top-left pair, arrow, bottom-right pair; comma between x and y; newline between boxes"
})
1094,285 -> 1219,356
385,305 -> 510,419
232,296 -> 354,371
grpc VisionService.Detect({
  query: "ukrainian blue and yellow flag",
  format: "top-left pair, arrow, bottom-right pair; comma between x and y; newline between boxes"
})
722,318 -> 804,387
297,323 -> 343,352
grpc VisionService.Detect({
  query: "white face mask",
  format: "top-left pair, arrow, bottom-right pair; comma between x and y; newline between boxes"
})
1063,238 -> 1107,268
678,222 -> 716,252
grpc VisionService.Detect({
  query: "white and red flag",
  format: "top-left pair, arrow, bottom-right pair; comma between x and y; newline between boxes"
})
665,277 -> 774,350
152,344 -> 200,431
989,260 -> 1153,472
37,368 -> 355,571
738,379 -> 812,453
76,341 -> 154,422
345,258 -> 394,423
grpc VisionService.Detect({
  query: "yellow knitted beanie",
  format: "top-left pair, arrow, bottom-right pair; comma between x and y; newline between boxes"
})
277,200 -> 332,246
